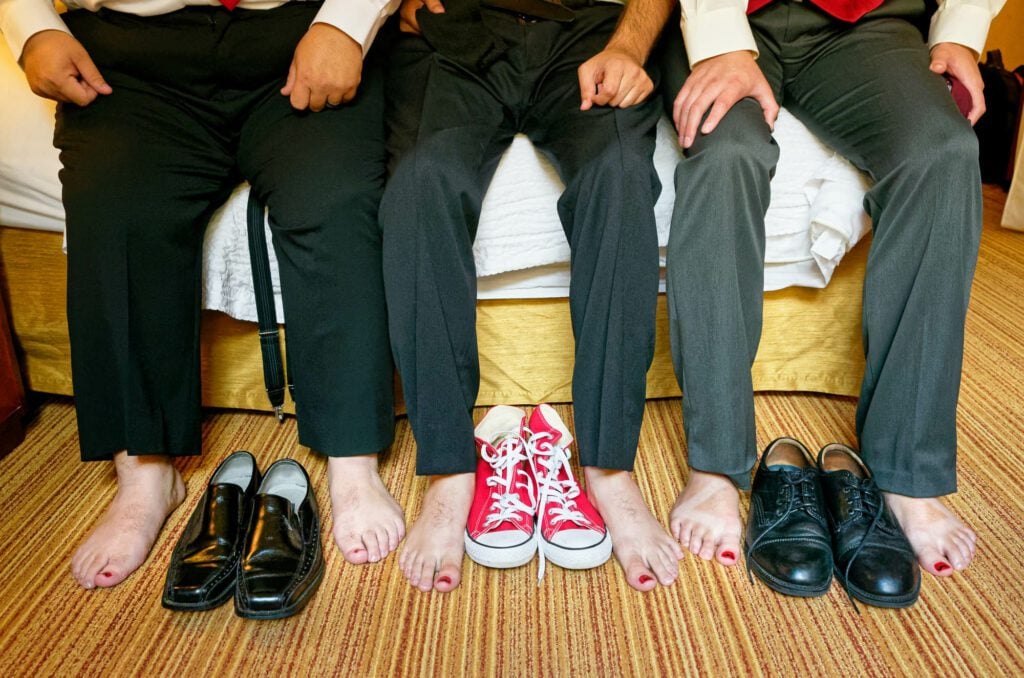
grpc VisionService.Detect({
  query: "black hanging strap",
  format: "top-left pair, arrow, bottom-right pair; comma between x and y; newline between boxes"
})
246,191 -> 288,422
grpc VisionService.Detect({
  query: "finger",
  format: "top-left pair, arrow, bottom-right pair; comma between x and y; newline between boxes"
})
609,72 -> 637,107
290,84 -> 311,111
423,0 -> 445,13
71,51 -> 112,95
755,87 -> 780,129
700,95 -> 736,136
682,89 -> 719,148
309,89 -> 328,112
673,84 -> 696,142
967,82 -> 985,125
326,92 -> 344,108
616,84 -> 642,109
281,62 -> 297,96
578,61 -> 600,110
59,77 -> 97,106
593,61 -> 624,106
930,59 -> 948,75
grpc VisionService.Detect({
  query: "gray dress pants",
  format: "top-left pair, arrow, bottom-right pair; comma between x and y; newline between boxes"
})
660,0 -> 982,495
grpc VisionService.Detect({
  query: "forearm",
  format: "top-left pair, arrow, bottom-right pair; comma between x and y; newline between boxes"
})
605,0 -> 676,64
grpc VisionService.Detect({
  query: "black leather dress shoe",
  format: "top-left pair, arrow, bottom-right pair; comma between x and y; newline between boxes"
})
163,451 -> 261,611
235,459 -> 324,620
744,437 -> 833,597
818,443 -> 920,609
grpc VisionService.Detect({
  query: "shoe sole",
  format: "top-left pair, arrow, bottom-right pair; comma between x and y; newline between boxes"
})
162,582 -> 235,612
746,554 -> 833,598
541,533 -> 612,570
464,530 -> 536,569
834,570 -> 920,609
234,564 -> 324,620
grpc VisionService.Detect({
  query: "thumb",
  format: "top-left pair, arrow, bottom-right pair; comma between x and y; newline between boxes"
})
72,50 -> 111,95
930,59 -> 947,74
281,61 -> 297,96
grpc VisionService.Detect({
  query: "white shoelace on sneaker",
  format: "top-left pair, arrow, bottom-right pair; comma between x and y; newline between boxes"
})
527,429 -> 591,581
480,435 -> 535,532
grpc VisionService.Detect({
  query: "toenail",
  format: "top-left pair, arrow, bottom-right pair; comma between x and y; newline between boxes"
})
639,575 -> 654,584
721,551 -> 736,560
935,562 -> 951,572
101,571 -> 113,578
437,576 -> 451,585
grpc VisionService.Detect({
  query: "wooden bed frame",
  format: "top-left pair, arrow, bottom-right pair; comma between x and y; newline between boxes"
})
0,225 -> 868,414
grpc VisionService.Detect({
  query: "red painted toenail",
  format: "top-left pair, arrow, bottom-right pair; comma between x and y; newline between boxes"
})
437,576 -> 451,585
935,562 -> 951,572
101,571 -> 112,578
721,551 -> 736,560
639,575 -> 654,584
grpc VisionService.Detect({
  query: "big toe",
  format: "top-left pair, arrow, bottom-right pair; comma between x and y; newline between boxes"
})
336,533 -> 370,565
716,538 -> 741,567
621,556 -> 658,592
433,560 -> 462,593
93,555 -> 134,588
918,546 -> 954,577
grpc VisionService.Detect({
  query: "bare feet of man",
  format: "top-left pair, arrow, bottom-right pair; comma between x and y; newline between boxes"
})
70,452 -> 185,589
328,454 -> 406,564
884,493 -> 977,576
584,468 -> 682,592
398,473 -> 474,593
669,470 -> 742,566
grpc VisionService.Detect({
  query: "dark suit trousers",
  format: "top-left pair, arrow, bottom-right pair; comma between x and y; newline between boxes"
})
56,5 -> 395,461
659,0 -> 982,495
382,5 -> 662,475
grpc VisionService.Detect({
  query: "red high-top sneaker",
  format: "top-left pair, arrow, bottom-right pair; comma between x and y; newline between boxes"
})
527,404 -> 611,579
464,405 -> 538,569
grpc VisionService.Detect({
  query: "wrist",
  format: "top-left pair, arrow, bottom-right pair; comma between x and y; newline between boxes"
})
604,40 -> 645,66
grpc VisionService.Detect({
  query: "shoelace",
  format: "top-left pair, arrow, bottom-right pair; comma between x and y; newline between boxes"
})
745,468 -> 822,586
480,434 -> 536,531
838,475 -> 886,614
526,429 -> 591,582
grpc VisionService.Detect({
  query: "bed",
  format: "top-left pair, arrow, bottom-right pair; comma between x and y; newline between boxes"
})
0,41 -> 871,414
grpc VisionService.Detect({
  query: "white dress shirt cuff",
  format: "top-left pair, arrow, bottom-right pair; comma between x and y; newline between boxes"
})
680,7 -> 758,67
1,1 -> 70,62
314,0 -> 394,58
928,3 -> 993,57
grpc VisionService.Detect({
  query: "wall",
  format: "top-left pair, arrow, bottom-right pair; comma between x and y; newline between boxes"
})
985,4 -> 1024,68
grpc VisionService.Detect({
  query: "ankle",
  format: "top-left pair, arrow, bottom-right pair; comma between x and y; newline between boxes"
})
327,454 -> 380,479
583,466 -> 630,486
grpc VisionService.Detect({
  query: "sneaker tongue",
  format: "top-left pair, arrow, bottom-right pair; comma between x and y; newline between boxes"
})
489,432 -> 520,448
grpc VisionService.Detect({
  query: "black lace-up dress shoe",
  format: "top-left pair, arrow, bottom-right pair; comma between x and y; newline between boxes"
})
818,444 -> 920,609
744,438 -> 834,597
163,451 -> 261,611
235,459 -> 324,620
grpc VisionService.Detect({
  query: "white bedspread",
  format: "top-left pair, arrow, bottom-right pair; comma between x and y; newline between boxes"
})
1,43 -> 871,323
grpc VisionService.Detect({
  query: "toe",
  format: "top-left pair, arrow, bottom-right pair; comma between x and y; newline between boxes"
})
384,526 -> 400,553
364,531 -> 383,563
394,519 -> 407,543
622,556 -> 658,592
94,556 -> 131,588
407,554 -> 424,586
716,535 -> 741,566
947,539 -> 972,571
79,552 -> 108,590
687,533 -> 704,557
337,533 -> 370,565
919,546 -> 954,577
433,560 -> 462,593
651,550 -> 678,586
697,538 -> 716,561
416,560 -> 435,593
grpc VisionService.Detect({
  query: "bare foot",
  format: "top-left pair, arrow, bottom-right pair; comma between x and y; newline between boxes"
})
398,473 -> 474,593
669,470 -> 742,566
70,452 -> 185,589
584,468 -> 682,592
884,493 -> 977,576
328,454 -> 406,564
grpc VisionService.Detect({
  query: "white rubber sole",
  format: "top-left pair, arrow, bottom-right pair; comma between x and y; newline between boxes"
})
464,530 -> 537,569
542,531 -> 613,570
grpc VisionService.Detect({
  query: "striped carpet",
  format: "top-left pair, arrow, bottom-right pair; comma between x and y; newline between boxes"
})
1,186 -> 1022,676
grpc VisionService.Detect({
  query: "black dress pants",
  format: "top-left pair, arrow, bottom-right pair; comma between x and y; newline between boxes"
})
381,5 -> 662,475
57,5 -> 394,461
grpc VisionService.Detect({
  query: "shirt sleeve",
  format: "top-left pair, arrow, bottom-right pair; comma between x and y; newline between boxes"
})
0,0 -> 70,62
314,0 -> 402,57
678,0 -> 757,67
929,0 -> 1006,56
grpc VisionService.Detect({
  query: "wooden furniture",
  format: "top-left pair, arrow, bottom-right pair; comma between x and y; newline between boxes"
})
0,279 -> 26,458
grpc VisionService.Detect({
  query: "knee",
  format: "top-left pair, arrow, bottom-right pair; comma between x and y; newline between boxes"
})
680,99 -> 778,178
887,115 -> 979,178
267,170 -> 384,241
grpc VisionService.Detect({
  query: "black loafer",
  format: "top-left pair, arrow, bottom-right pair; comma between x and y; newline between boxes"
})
744,437 -> 834,597
235,459 -> 324,620
163,451 -> 261,611
818,443 -> 920,609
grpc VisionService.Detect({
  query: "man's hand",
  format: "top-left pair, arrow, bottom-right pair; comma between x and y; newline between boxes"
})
21,30 -> 112,106
398,0 -> 445,35
930,42 -> 985,125
672,50 -> 778,148
282,23 -> 364,111
578,47 -> 653,111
